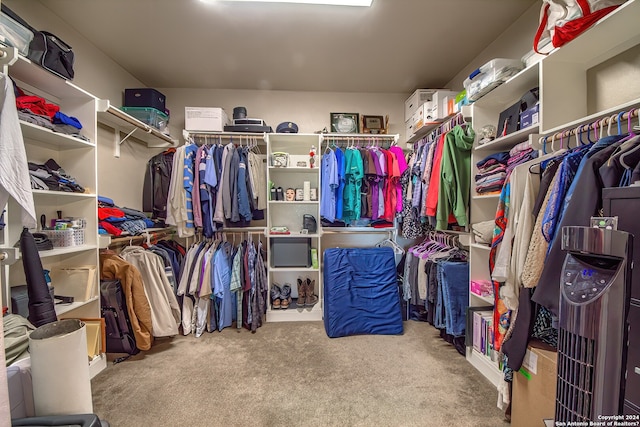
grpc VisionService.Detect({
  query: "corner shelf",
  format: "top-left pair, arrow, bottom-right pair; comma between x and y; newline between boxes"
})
96,99 -> 177,157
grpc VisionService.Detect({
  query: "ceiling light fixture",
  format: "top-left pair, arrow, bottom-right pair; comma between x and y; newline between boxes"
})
203,0 -> 373,6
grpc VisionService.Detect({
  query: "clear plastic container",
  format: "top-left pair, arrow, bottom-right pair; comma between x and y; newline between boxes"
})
0,12 -> 34,56
120,106 -> 169,132
463,58 -> 524,102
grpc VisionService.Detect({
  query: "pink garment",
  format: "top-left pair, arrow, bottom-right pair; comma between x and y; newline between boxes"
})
389,146 -> 408,213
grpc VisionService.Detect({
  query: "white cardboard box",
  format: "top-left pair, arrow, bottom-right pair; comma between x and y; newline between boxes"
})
429,90 -> 458,120
185,107 -> 230,131
404,89 -> 443,122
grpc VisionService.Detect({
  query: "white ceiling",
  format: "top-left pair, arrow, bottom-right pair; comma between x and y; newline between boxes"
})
39,0 -> 537,93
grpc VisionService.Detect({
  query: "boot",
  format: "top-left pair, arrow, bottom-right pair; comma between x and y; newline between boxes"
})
304,278 -> 319,307
280,283 -> 292,309
270,283 -> 281,309
296,278 -> 306,308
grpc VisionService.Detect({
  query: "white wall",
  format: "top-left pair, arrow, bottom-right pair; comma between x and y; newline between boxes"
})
162,88 -> 406,141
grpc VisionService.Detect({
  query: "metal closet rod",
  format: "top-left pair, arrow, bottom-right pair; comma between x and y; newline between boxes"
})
541,107 -> 640,150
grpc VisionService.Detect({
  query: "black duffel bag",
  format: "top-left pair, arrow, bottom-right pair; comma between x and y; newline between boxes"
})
28,31 -> 75,80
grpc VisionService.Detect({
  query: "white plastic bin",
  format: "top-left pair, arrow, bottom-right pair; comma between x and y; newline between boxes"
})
463,58 -> 524,102
28,319 -> 93,416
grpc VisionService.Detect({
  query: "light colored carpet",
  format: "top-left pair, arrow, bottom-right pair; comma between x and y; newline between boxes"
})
91,321 -> 508,427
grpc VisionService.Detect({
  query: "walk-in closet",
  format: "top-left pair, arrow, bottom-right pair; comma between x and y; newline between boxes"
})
1,1 -> 639,426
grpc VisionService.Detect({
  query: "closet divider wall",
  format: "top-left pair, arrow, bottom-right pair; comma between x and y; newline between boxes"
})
466,0 -> 640,388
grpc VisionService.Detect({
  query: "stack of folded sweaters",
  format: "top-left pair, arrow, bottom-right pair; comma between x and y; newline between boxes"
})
475,151 -> 509,195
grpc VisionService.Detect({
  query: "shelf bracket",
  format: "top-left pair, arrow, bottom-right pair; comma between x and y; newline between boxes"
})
113,127 -> 138,158
0,46 -> 19,73
0,247 -> 19,265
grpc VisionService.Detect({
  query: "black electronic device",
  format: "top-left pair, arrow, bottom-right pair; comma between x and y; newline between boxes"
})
224,124 -> 273,133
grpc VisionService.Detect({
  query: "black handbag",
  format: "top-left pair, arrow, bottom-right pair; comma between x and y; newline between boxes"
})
28,31 -> 75,80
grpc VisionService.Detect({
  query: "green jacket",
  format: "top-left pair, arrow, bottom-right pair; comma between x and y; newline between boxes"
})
436,125 -> 475,230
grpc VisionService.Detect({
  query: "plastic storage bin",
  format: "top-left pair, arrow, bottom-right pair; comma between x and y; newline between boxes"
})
463,58 -> 524,102
120,106 -> 169,132
42,228 -> 84,247
0,11 -> 34,56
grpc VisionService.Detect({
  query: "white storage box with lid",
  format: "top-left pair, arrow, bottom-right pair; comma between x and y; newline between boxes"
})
185,107 -> 230,132
463,58 -> 524,102
404,89 -> 446,122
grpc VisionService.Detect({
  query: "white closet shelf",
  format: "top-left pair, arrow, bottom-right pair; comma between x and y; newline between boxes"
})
268,233 -> 320,238
268,200 -> 318,205
267,305 -> 323,322
542,97 -> 640,137
89,354 -> 107,380
472,193 -> 500,200
321,227 -> 395,233
37,245 -> 97,259
472,64 -> 539,109
269,267 -> 319,272
55,296 -> 99,317
20,120 -> 95,149
97,99 -> 177,157
466,348 -> 502,388
470,243 -> 491,251
470,292 -> 494,305
32,190 -> 96,202
7,50 -> 95,101
268,167 -> 319,174
475,125 -> 540,152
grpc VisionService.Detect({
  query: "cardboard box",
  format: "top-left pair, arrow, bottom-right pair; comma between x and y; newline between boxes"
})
512,340 -> 558,427
185,107 -> 230,132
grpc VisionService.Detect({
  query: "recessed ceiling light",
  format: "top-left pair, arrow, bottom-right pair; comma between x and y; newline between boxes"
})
201,0 -> 373,6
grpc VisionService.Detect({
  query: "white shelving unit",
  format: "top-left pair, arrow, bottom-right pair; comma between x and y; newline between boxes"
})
263,132 -> 401,322
265,133 -> 322,322
0,49 -> 106,377
465,1 -> 640,387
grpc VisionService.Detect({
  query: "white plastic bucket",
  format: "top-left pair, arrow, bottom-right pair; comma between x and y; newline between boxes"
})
28,319 -> 93,415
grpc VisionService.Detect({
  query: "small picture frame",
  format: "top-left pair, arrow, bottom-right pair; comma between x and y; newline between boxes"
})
310,188 -> 318,201
362,115 -> 388,134
330,113 -> 360,134
295,188 -> 305,201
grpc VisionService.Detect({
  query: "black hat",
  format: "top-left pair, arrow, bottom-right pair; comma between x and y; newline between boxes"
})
276,122 -> 299,133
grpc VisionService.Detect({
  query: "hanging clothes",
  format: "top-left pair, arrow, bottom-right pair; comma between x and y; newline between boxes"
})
120,246 -> 181,337
99,251 -> 154,351
435,125 -> 475,230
